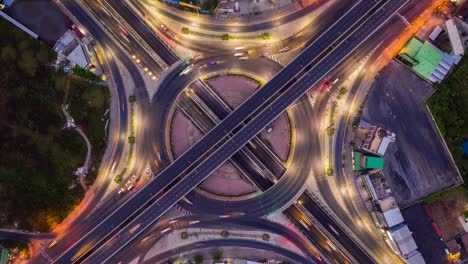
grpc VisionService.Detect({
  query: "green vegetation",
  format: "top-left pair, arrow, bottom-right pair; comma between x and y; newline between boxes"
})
201,0 -> 218,12
423,186 -> 465,204
262,233 -> 270,241
261,32 -> 270,40
181,231 -> 189,239
181,27 -> 190,35
337,87 -> 347,99
71,65 -> 99,82
221,33 -> 230,41
0,17 -> 109,231
464,211 -> 468,219
128,95 -> 137,103
0,239 -> 30,259
114,175 -> 123,184
325,167 -> 334,176
193,255 -> 203,264
220,230 -> 229,237
212,251 -> 223,262
427,57 -> 468,185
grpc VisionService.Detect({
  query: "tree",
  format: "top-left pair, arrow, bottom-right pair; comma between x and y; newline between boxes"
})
181,27 -> 190,34
220,230 -> 229,237
261,32 -> 270,40
193,255 -> 203,264
338,87 -> 347,96
212,251 -> 223,262
221,34 -> 230,40
114,175 -> 122,184
1,45 -> 17,61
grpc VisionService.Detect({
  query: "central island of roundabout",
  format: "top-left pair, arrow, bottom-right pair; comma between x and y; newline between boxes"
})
149,55 -> 316,217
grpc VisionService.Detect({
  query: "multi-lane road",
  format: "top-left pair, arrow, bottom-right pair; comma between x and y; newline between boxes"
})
50,0 -> 415,263
23,0 -> 430,263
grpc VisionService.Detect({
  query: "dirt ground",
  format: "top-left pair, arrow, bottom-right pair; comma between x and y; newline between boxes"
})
429,192 -> 467,241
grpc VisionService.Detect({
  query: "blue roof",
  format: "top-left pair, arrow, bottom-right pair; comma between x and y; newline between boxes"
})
3,0 -> 16,6
462,141 -> 468,155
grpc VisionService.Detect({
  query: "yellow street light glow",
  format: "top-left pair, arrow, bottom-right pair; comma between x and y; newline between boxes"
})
132,55 -> 136,59
144,67 -> 148,72
136,59 -> 141,63
152,76 -> 156,80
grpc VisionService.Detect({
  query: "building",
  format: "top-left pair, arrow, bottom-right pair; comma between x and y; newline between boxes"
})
429,25 -> 444,41
353,152 -> 384,171
446,18 -> 465,56
0,248 -> 7,264
0,0 -> 15,9
376,196 -> 405,228
358,124 -> 396,157
363,171 -> 392,201
67,43 -> 93,69
387,224 -> 420,258
398,37 -> 461,83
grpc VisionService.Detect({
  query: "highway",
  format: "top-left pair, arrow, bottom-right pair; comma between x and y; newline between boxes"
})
53,1 -> 385,262
71,1 -> 411,263
141,239 -> 312,264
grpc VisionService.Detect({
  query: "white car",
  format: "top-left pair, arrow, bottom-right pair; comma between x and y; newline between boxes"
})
160,24 -> 168,31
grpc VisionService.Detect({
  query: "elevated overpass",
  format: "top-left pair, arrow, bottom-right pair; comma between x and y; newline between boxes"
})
54,0 -> 406,263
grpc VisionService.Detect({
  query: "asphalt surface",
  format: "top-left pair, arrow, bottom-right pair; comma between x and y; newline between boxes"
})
401,203 -> 447,264
54,1 -> 395,262
362,60 -> 461,205
77,1 -> 411,263
109,215 -> 322,263
129,0 -> 358,54
141,239 -> 312,264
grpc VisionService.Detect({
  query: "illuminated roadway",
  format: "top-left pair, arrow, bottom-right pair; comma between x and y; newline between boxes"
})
53,0 -> 397,262
52,1 -> 414,263
83,1 -> 409,263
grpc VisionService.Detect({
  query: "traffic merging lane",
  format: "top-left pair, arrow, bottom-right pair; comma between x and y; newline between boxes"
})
76,0 -> 407,263
54,1 -> 389,263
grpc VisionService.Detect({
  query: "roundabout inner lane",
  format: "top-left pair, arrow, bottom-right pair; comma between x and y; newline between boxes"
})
149,56 -> 313,216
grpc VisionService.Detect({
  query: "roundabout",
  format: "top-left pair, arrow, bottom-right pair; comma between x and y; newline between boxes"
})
150,55 -> 316,216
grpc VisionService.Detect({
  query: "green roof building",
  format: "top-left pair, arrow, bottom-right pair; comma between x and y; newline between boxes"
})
0,248 -> 8,264
353,152 -> 384,170
398,37 -> 461,83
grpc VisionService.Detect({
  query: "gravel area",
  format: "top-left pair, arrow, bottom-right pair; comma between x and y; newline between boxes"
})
362,61 -> 461,206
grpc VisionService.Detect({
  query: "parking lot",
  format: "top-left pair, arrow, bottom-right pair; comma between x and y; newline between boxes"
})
362,60 -> 461,206
6,0 -> 70,46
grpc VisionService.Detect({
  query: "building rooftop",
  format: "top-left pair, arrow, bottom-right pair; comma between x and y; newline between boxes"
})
446,18 -> 464,55
389,224 -> 419,256
383,207 -> 405,228
399,37 -> 461,83
365,171 -> 391,200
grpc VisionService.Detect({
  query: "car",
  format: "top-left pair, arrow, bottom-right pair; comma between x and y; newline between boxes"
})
238,56 -> 248,60
160,24 -> 168,31
209,61 -> 217,65
234,52 -> 244,57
